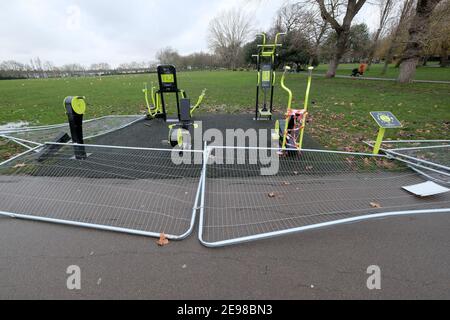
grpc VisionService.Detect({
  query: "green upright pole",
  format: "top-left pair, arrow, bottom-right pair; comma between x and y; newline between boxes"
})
298,67 -> 314,150
373,128 -> 386,155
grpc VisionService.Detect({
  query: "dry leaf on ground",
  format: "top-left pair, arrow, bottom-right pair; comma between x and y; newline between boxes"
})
157,234 -> 170,246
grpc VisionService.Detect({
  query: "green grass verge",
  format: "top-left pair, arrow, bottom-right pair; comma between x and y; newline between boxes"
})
315,63 -> 450,82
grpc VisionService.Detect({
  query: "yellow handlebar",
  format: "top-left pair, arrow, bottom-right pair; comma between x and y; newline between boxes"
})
303,67 -> 314,112
281,66 -> 292,111
275,32 -> 287,45
257,33 -> 267,46
190,89 -> 207,117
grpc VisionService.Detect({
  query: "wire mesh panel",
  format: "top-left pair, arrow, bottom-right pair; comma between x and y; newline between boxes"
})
363,140 -> 450,185
199,147 -> 450,247
381,142 -> 449,185
0,143 -> 203,239
386,145 -> 449,170
0,115 -> 144,148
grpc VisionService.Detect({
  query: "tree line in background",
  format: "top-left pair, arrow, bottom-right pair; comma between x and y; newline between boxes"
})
0,59 -> 158,80
1,0 -> 448,83
206,0 -> 449,83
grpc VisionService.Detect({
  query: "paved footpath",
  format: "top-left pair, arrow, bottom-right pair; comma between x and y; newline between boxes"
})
304,72 -> 450,85
1,212 -> 449,300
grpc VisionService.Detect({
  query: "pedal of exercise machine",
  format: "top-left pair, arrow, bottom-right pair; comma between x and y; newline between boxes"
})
258,109 -> 272,118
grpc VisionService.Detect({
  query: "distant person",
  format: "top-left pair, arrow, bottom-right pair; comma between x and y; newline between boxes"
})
351,62 -> 368,77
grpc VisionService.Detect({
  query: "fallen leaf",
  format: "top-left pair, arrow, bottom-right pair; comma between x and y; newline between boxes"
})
282,181 -> 291,186
268,193 -> 277,198
344,146 -> 354,153
370,202 -> 382,209
14,163 -> 26,169
157,233 -> 170,247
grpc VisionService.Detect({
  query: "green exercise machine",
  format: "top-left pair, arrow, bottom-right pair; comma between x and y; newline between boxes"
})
254,32 -> 286,121
142,65 -> 206,148
275,66 -> 314,154
38,96 -> 87,161
143,65 -> 206,122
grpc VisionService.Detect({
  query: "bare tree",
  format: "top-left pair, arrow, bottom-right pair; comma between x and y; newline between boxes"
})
90,63 -> 111,71
437,0 -> 450,67
156,47 -> 181,66
398,0 -> 443,83
208,8 -> 254,69
381,0 -> 416,75
367,0 -> 395,68
276,3 -> 303,32
422,0 -> 450,67
303,9 -> 331,65
0,60 -> 27,78
277,2 -> 331,65
315,0 -> 367,78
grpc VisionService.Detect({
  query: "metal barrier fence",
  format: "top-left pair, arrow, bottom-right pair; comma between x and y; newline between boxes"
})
0,143 -> 203,240
198,146 -> 450,247
365,140 -> 450,186
1,144 -> 449,247
0,115 -> 145,149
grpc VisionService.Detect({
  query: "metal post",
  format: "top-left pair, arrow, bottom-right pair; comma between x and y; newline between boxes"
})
373,128 -> 386,155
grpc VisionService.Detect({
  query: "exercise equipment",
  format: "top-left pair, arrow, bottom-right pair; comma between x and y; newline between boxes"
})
143,65 -> 206,121
275,66 -> 314,154
39,96 -> 87,161
143,65 -> 206,149
143,82 -> 164,119
168,98 -> 195,149
253,32 -> 286,121
64,96 -> 88,160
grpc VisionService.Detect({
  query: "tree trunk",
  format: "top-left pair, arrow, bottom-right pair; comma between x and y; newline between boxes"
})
327,58 -> 339,78
326,31 -> 349,78
441,42 -> 449,67
398,58 -> 418,83
398,0 -> 443,83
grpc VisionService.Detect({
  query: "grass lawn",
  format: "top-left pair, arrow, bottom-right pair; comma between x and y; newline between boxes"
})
0,66 -> 449,160
315,63 -> 450,82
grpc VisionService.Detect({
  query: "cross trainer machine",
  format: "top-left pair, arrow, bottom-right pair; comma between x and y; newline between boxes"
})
253,32 -> 286,121
275,66 -> 314,155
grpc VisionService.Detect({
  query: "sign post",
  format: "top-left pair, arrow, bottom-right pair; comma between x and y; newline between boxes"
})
370,112 -> 403,155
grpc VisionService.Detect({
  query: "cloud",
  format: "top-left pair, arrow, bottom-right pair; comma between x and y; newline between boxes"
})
0,0 -> 378,67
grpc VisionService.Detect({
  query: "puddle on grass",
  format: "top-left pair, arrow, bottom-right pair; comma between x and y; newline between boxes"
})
0,121 -> 30,132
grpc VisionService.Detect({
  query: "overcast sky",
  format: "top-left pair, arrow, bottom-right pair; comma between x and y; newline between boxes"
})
0,0 -> 379,67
